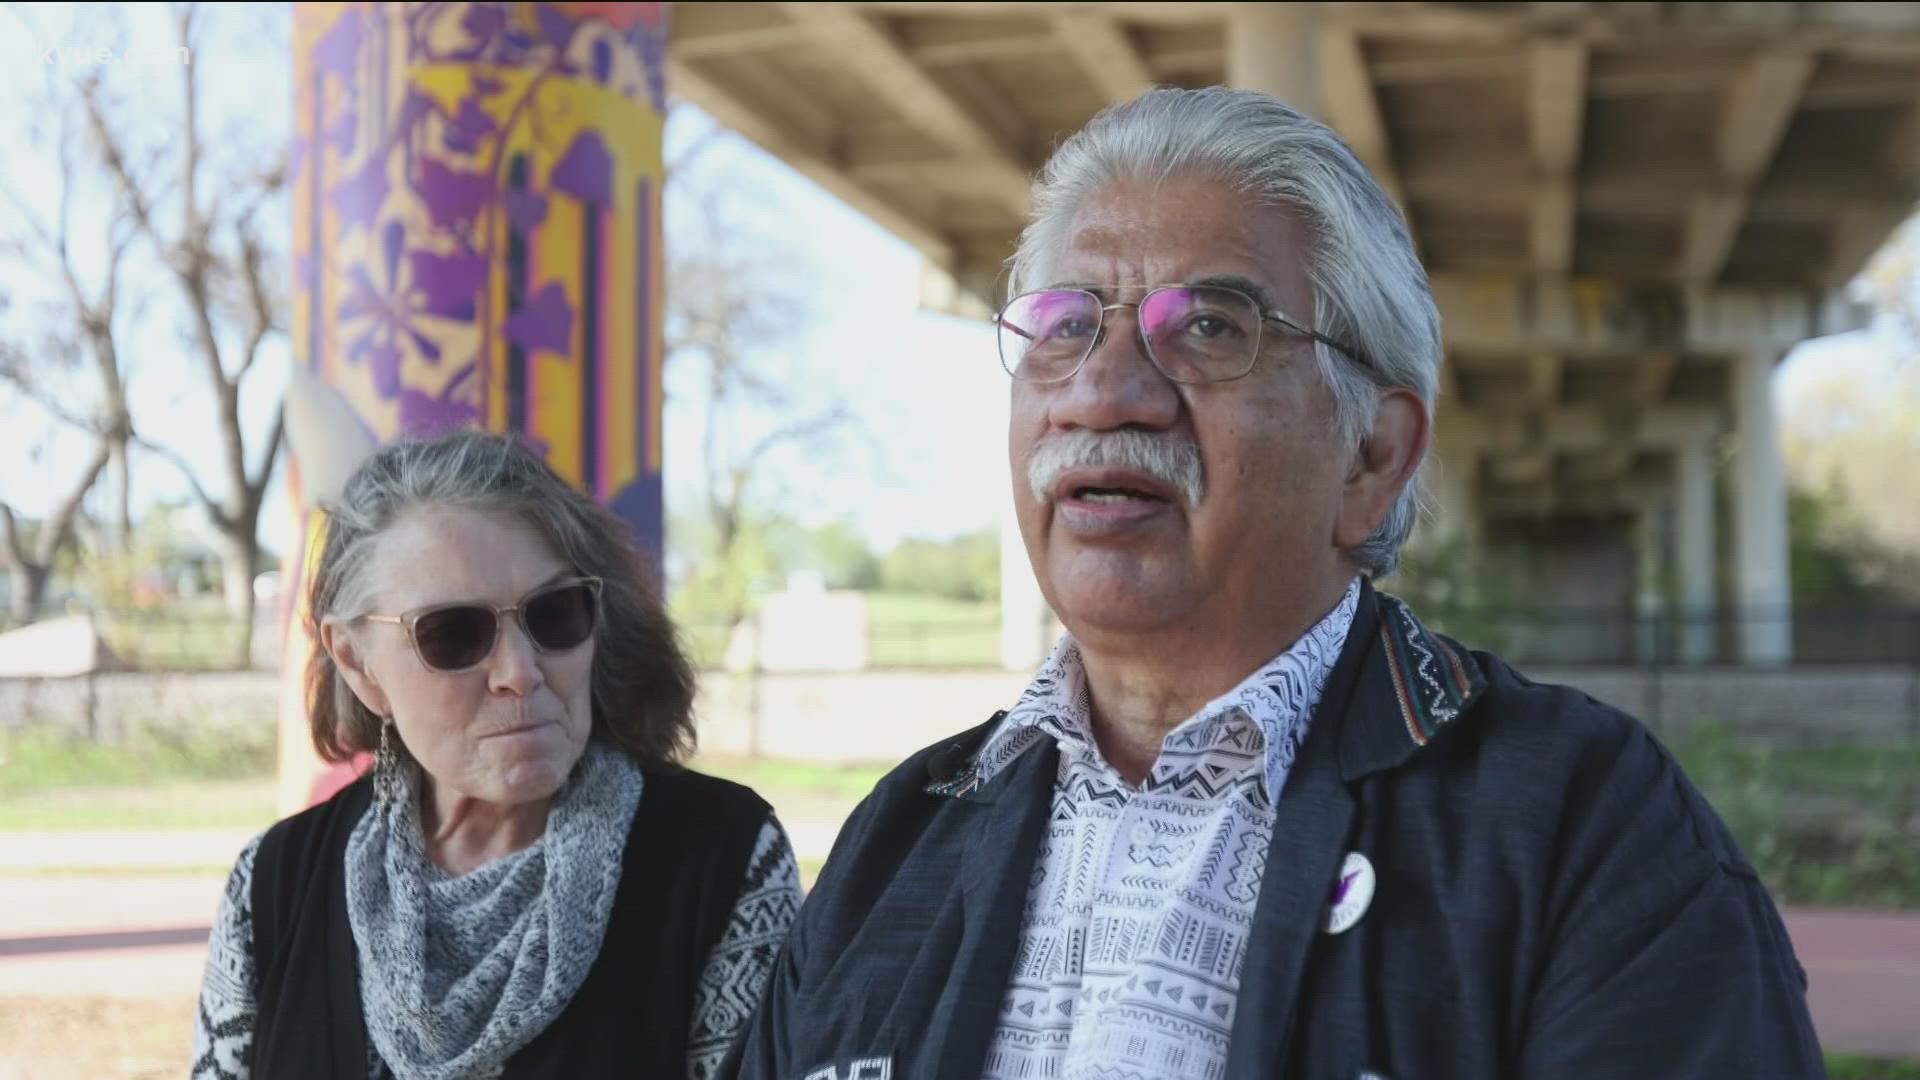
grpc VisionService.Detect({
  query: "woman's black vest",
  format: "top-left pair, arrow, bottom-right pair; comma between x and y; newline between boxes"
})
246,764 -> 772,1077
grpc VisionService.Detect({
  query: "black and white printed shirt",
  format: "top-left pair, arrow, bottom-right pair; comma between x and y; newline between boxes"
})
975,578 -> 1360,1080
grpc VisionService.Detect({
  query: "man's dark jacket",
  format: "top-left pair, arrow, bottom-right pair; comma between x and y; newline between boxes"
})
721,580 -> 1825,1079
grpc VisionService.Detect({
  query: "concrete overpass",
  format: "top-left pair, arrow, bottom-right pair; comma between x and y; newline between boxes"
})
667,2 -> 1920,665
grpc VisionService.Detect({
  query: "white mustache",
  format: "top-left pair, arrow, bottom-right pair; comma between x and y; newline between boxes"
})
1028,429 -> 1205,507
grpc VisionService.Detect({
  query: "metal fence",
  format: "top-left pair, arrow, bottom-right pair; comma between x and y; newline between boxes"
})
1416,606 -> 1920,669
7,605 -> 1919,674
680,616 -> 1000,671
0,608 -> 277,673
688,606 -> 1920,673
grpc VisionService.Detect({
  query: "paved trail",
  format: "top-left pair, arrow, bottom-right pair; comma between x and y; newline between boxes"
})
4,830 -> 1915,1059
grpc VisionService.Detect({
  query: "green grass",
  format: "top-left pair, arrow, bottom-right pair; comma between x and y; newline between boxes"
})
6,704 -> 1914,915
0,727 -> 274,797
862,591 -> 999,669
1828,1055 -> 1920,1079
1667,728 -> 1920,909
797,857 -> 825,890
0,778 -> 277,830
0,725 -> 277,830
680,621 -> 732,670
694,754 -> 890,803
680,591 -> 1004,671
89,604 -> 255,671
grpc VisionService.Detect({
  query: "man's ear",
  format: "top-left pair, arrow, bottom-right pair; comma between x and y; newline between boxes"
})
1335,388 -> 1429,550
321,616 -> 392,719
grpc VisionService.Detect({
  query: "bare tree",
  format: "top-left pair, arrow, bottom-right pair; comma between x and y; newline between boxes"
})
665,132 -> 857,636
1856,215 -> 1920,359
0,438 -> 111,623
76,3 -> 287,663
0,87 -> 141,557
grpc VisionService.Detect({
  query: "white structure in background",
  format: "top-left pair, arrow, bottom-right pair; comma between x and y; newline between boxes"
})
756,571 -> 871,673
1000,500 -> 1053,671
0,615 -> 120,679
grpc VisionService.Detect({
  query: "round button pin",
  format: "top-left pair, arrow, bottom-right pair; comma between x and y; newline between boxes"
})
1324,851 -> 1375,934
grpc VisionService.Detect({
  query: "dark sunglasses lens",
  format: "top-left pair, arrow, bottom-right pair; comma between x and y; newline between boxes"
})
524,583 -> 598,651
412,607 -> 499,670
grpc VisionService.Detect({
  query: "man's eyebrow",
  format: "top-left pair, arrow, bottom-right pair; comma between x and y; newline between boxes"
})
1043,277 -> 1281,310
1048,281 -> 1106,299
1188,274 -> 1276,311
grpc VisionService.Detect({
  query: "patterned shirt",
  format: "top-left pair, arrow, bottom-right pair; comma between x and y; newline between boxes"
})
978,579 -> 1360,1080
189,814 -> 802,1080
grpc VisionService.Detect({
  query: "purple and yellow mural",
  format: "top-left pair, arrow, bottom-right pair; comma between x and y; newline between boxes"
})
278,2 -> 669,812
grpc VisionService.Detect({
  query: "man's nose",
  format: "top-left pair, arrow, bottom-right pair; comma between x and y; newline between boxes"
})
1043,304 -> 1182,432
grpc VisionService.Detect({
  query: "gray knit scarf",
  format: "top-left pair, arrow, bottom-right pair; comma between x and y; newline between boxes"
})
344,738 -> 644,1080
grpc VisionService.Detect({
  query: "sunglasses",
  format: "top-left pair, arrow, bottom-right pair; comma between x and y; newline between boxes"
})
358,576 -> 603,673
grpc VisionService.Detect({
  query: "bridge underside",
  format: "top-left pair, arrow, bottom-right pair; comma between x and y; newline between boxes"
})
670,2 -> 1920,663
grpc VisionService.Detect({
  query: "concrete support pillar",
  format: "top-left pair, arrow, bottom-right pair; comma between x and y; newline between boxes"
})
1675,435 -> 1718,664
1426,442 -> 1480,549
1632,499 -> 1666,664
999,498 -> 1053,671
1734,348 -> 1793,664
1226,3 -> 1324,117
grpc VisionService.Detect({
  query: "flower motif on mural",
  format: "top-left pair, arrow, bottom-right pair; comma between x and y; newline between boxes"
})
336,221 -> 487,399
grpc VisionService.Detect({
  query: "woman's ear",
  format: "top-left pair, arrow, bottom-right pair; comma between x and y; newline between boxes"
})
322,616 -> 392,719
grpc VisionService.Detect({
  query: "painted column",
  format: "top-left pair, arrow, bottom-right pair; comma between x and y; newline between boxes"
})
279,2 -> 670,813
1226,3 -> 1324,117
1734,347 -> 1793,665
1675,434 -> 1718,664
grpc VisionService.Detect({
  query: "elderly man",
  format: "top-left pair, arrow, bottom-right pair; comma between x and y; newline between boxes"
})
722,87 -> 1823,1080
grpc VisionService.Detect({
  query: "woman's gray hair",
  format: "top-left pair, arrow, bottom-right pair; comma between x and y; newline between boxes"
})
305,430 -> 696,767
1009,86 -> 1442,578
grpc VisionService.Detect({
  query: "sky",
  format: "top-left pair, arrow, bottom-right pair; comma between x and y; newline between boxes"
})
0,3 -> 1909,566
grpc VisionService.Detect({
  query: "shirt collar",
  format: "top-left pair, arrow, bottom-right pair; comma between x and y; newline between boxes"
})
975,578 -> 1363,804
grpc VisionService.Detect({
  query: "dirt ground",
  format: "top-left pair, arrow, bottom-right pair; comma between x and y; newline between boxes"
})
0,995 -> 194,1080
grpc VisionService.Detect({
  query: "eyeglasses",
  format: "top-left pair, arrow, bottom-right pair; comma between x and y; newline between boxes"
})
992,284 -> 1364,384
358,576 -> 603,673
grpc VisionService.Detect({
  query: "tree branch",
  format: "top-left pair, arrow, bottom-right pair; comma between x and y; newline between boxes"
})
664,109 -> 728,183
0,501 -> 24,569
177,3 -> 202,247
0,360 -> 108,433
79,41 -> 230,391
77,82 -> 161,243
55,97 -> 74,270
0,181 -> 66,283
134,433 -> 226,529
101,201 -> 140,318
35,438 -> 112,565
234,208 -> 276,380
739,405 -> 853,469
249,401 -> 284,498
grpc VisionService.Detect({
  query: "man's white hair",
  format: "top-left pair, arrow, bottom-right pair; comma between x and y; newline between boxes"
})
1008,86 -> 1443,578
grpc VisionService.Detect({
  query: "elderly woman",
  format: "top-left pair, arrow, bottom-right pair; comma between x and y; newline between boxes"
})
190,431 -> 800,1079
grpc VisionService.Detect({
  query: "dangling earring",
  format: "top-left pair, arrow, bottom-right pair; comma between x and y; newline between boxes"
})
374,717 -> 405,805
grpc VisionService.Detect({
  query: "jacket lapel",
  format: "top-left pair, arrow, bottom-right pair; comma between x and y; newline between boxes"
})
1224,584 -> 1376,1078
1228,581 -> 1490,1076
922,732 -> 1057,1080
